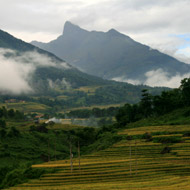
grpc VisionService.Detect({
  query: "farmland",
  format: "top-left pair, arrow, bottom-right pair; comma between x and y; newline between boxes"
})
0,102 -> 50,113
5,124 -> 190,190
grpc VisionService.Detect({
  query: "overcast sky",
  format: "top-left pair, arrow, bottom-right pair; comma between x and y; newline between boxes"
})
1,0 -> 190,63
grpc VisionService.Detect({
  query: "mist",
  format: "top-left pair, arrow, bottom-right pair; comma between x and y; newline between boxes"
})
0,48 -> 70,94
112,69 -> 190,88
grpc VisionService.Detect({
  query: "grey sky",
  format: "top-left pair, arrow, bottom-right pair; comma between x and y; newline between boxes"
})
0,0 -> 190,62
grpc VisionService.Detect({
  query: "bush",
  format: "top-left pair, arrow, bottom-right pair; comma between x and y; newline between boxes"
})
0,129 -> 6,138
1,168 -> 23,188
31,123 -> 48,133
0,120 -> 6,128
160,146 -> 172,154
153,136 -> 181,144
183,132 -> 190,137
142,132 -> 152,141
7,127 -> 20,137
83,132 -> 122,153
0,165 -> 55,189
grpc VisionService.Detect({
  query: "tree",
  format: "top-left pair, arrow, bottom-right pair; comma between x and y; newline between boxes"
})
14,110 -> 24,120
0,129 -> 6,138
180,78 -> 190,105
139,89 -> 153,117
153,89 -> 182,115
0,120 -> 6,128
8,127 -> 20,137
115,104 -> 140,126
7,109 -> 15,118
36,123 -> 48,133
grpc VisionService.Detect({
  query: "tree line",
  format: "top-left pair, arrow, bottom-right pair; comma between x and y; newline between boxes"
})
0,107 -> 24,129
116,78 -> 190,126
67,107 -> 119,118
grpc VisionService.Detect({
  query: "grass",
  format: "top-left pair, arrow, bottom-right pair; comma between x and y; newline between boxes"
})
74,86 -> 102,95
46,123 -> 85,131
63,104 -> 122,112
0,102 -> 50,113
4,124 -> 190,190
118,125 -> 190,136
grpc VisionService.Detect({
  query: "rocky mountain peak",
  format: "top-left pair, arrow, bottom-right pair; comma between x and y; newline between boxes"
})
63,21 -> 87,35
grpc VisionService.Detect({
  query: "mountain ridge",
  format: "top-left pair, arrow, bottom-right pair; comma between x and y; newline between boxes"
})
31,21 -> 190,86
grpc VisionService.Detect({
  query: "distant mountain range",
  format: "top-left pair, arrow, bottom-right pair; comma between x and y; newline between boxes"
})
32,21 -> 190,85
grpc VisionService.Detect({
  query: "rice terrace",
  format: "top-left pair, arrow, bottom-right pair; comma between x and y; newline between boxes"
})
4,124 -> 190,190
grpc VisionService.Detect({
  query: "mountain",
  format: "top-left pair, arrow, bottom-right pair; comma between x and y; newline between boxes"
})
32,21 -> 190,84
0,29 -> 168,109
0,29 -> 111,94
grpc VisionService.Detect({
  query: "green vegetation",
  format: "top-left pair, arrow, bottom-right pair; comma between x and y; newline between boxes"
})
0,106 -> 121,189
115,78 -> 190,128
66,107 -> 119,120
0,84 -> 167,113
1,78 -> 190,189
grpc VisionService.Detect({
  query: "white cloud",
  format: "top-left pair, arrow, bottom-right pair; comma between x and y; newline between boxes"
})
0,48 -> 70,94
144,69 -> 190,88
175,47 -> 190,64
0,0 -> 190,61
112,69 -> 190,88
112,76 -> 141,86
0,50 -> 33,94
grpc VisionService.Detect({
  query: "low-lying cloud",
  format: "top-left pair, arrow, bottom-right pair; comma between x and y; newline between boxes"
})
0,48 -> 70,94
112,69 -> 190,88
145,69 -> 190,88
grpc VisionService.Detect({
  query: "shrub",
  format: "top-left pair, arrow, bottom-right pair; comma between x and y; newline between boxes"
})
7,127 -> 20,137
153,136 -> 181,144
161,146 -> 172,154
142,132 -> 152,141
0,165 -> 55,189
0,120 -> 6,128
183,132 -> 190,137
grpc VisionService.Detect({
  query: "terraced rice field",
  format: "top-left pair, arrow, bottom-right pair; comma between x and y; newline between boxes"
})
5,125 -> 190,190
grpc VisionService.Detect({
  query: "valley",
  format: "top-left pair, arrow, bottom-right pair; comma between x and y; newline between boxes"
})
0,78 -> 190,189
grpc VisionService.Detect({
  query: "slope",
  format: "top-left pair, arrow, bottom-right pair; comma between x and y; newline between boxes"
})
0,29 -> 110,93
32,21 -> 190,84
5,124 -> 190,190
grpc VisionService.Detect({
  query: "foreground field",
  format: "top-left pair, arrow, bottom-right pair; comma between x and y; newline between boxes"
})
5,125 -> 190,190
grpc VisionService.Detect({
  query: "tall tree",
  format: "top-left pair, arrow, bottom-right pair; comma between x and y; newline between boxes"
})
140,89 -> 153,117
180,78 -> 190,105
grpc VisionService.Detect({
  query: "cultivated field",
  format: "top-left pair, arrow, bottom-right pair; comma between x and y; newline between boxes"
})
0,102 -> 50,113
5,125 -> 190,190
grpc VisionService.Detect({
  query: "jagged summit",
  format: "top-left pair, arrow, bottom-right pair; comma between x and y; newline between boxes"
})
63,21 -> 87,35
